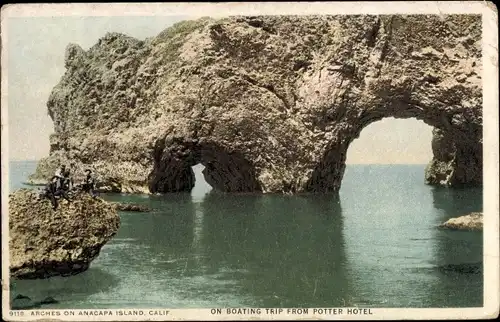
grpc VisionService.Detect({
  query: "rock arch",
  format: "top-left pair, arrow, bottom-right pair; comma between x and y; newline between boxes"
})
148,138 -> 261,193
30,15 -> 482,194
305,112 -> 482,193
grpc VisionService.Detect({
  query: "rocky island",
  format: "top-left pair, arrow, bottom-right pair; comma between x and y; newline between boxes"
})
9,189 -> 120,279
28,15 -> 482,194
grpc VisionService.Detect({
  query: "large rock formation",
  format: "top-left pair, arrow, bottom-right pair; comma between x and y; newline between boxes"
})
29,15 -> 482,193
9,189 -> 120,279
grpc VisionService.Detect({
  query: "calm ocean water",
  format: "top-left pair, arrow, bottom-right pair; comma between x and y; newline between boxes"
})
8,161 -> 483,308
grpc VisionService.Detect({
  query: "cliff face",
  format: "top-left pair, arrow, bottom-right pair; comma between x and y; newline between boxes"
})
9,189 -> 120,279
30,15 -> 482,193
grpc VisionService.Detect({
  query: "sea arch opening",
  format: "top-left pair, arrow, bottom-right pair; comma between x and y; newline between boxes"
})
346,117 -> 433,165
340,117 -> 435,198
148,139 -> 262,194
190,163 -> 213,198
304,107 -> 482,194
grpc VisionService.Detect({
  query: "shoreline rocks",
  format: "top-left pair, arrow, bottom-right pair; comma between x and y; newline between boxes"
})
439,212 -> 483,231
9,189 -> 120,279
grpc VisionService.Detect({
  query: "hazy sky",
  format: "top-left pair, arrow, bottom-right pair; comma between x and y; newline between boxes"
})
5,16 -> 433,164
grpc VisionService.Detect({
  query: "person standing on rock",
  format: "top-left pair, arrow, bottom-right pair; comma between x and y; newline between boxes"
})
42,165 -> 73,210
62,167 -> 74,191
41,176 -> 60,210
42,175 -> 70,210
54,178 -> 72,210
54,164 -> 66,180
81,169 -> 97,198
54,165 -> 69,191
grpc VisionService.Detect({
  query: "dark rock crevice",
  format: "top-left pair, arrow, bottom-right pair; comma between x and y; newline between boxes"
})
366,17 -> 381,47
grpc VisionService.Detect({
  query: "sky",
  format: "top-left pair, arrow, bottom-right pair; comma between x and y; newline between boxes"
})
5,16 -> 433,164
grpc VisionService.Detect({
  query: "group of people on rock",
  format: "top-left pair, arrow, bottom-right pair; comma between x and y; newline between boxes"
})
41,164 -> 98,210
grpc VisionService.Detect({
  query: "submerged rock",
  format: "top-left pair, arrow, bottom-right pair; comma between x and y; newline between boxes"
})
40,296 -> 59,305
440,212 -> 483,231
11,295 -> 38,310
29,15 -> 482,194
9,189 -> 120,279
113,202 -> 151,212
437,262 -> 482,274
11,294 -> 59,310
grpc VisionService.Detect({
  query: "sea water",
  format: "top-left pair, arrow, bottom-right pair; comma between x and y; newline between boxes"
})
8,161 -> 483,308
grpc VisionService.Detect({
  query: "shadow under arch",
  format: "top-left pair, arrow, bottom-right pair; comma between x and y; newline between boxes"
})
429,185 -> 483,267
148,138 -> 261,193
198,191 -> 354,307
120,193 -> 196,253
431,186 -> 483,219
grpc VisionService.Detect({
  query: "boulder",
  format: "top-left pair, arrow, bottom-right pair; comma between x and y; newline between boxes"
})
439,212 -> 483,231
9,189 -> 120,279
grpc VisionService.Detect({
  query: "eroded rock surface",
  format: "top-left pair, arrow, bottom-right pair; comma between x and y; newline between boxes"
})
29,15 -> 482,193
9,189 -> 120,279
440,212 -> 483,231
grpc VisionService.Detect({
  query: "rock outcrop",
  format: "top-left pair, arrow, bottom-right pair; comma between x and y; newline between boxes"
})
29,15 -> 482,193
440,212 -> 483,231
9,189 -> 120,279
113,202 -> 151,212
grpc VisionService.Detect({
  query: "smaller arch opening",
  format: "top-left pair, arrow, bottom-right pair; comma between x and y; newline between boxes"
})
148,140 -> 262,194
190,163 -> 213,199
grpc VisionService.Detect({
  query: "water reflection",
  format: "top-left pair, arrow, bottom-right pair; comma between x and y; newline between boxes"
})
430,186 -> 483,267
9,164 -> 484,309
338,166 -> 484,308
110,193 -> 198,277
431,186 -> 483,219
199,192 -> 350,307
105,191 -> 350,307
11,268 -> 119,309
425,186 -> 483,307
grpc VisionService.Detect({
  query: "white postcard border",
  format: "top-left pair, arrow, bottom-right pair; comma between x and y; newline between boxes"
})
1,1 -> 498,321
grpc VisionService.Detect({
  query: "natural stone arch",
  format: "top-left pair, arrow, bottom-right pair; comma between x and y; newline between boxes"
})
148,138 -> 261,193
305,111 -> 482,193
30,15 -> 482,194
